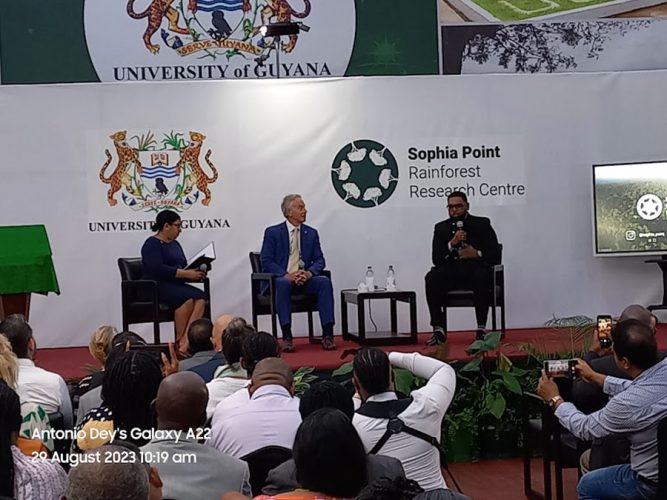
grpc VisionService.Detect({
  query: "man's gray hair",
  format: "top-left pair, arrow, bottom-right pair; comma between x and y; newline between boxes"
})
66,445 -> 149,500
281,194 -> 302,218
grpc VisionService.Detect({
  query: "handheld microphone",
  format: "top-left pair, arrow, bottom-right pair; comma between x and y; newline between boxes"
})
199,263 -> 208,273
455,220 -> 466,248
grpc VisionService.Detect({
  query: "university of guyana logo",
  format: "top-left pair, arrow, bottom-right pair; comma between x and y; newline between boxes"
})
636,194 -> 664,221
127,0 -> 310,61
99,130 -> 219,213
331,140 -> 399,208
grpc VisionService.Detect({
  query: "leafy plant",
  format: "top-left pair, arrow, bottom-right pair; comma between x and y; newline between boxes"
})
162,131 -> 186,150
130,131 -> 157,151
518,315 -> 595,364
293,366 -> 318,396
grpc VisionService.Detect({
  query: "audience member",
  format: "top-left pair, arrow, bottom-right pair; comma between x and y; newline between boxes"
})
189,315 -> 242,382
0,314 -> 73,428
75,331 -> 147,425
0,336 -> 54,454
255,408 -> 367,499
206,319 -> 254,418
538,319 -> 667,499
178,318 -> 218,372
0,380 -> 68,499
210,330 -> 281,418
75,350 -> 163,451
142,371 -> 251,499
355,477 -> 425,500
264,380 -> 406,495
208,357 -> 300,458
352,348 -> 456,491
73,325 -> 117,398
63,444 -> 149,500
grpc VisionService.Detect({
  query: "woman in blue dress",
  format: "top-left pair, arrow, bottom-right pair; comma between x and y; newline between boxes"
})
141,210 -> 206,353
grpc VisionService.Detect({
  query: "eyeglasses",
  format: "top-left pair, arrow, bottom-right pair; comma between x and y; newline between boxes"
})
447,203 -> 466,209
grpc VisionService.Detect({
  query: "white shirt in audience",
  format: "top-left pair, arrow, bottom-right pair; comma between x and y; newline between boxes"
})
207,384 -> 301,458
205,364 -> 250,419
352,352 -> 456,491
12,445 -> 68,500
16,358 -> 73,429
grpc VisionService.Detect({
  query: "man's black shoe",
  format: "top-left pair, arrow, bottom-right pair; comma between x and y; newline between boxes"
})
475,329 -> 486,341
427,331 -> 447,346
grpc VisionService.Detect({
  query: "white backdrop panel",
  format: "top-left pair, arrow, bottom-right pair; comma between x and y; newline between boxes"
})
1,73 -> 666,347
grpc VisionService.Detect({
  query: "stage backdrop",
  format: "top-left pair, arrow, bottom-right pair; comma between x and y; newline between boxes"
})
1,73 -> 666,347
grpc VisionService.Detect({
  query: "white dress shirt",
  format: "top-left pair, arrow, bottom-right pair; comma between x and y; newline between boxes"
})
16,358 -> 73,429
352,352 -> 456,491
207,384 -> 301,458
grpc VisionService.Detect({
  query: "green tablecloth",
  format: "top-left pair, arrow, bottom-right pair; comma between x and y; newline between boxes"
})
0,225 -> 60,295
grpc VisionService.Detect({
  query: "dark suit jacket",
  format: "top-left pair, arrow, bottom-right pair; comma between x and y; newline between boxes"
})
260,222 -> 325,277
262,453 -> 406,495
432,214 -> 500,267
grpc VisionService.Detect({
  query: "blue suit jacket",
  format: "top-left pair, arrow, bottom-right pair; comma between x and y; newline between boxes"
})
260,222 -> 326,277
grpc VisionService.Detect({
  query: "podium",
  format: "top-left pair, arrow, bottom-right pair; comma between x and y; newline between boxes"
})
0,225 -> 60,320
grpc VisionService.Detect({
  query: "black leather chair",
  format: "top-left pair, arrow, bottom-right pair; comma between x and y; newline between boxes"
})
249,252 -> 331,343
443,243 -> 506,336
47,411 -> 71,459
240,445 -> 293,495
118,257 -> 211,344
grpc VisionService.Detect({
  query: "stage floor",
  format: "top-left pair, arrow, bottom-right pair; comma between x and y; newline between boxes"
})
37,325 -> 667,381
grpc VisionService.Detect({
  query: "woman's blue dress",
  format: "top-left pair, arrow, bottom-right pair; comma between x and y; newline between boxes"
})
141,236 -> 206,308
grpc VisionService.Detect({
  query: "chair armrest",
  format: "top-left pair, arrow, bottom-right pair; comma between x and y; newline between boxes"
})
252,272 -> 275,281
320,270 -> 332,279
523,391 -> 544,403
493,264 -> 504,273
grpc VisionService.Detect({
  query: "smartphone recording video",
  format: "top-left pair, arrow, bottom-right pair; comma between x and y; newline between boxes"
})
597,315 -> 613,348
543,359 -> 577,378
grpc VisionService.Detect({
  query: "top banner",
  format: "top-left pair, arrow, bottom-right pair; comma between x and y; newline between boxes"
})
0,0 -> 439,84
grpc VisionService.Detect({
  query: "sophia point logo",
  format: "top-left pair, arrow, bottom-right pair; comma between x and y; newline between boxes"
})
331,140 -> 399,208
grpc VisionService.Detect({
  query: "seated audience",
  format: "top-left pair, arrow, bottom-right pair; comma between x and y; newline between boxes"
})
142,371 -> 251,499
63,444 -> 150,500
206,319 -> 254,418
0,314 -> 73,429
208,357 -> 301,458
538,319 -> 667,499
189,315 -> 240,382
209,330 -> 281,418
73,325 -> 117,398
179,318 -> 219,372
264,380 -> 406,495
75,331 -> 148,425
255,408 -> 367,499
75,350 -> 163,451
352,348 -> 456,491
0,336 -> 54,454
0,380 -> 68,500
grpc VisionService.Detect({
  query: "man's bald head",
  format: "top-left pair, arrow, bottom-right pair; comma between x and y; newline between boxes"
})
249,358 -> 294,395
619,305 -> 655,331
155,371 -> 208,430
212,314 -> 235,351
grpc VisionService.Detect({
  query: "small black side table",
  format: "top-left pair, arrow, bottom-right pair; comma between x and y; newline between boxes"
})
646,256 -> 667,314
341,289 -> 418,345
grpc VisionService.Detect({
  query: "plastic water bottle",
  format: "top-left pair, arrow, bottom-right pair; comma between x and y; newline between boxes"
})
365,266 -> 375,290
386,265 -> 396,290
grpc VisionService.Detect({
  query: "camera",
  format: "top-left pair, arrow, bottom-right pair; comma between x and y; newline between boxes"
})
543,359 -> 577,378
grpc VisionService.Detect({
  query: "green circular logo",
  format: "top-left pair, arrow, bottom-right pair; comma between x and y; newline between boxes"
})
331,140 -> 399,208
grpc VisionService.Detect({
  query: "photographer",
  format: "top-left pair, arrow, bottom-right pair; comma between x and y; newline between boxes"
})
538,319 -> 667,500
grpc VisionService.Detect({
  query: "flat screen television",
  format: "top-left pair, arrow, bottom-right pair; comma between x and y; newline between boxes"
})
593,161 -> 667,256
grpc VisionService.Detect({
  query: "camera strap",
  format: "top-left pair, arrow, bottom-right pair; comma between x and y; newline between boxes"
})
356,397 -> 439,454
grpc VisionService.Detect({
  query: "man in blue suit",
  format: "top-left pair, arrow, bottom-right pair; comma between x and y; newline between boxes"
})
260,194 -> 336,352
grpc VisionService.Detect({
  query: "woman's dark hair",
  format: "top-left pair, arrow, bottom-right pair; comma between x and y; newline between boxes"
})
299,380 -> 354,420
294,408 -> 367,497
353,347 -> 391,396
355,477 -> 424,500
0,380 -> 21,496
102,351 -> 162,446
223,323 -> 254,365
241,331 -> 279,376
150,210 -> 180,232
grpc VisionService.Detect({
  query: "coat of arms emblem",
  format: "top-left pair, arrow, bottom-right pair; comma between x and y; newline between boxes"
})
99,130 -> 219,212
